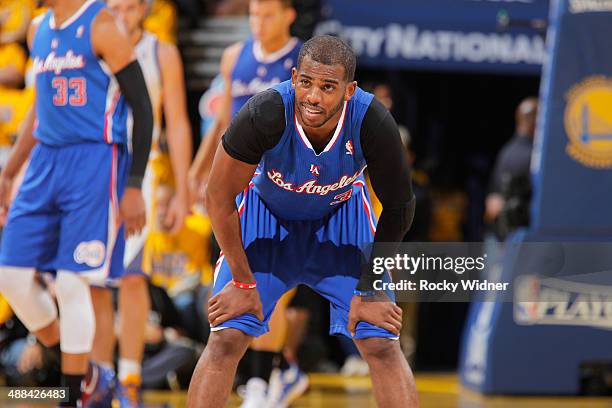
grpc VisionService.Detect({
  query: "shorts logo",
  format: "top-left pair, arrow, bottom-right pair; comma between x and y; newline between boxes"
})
564,76 -> 612,168
74,241 -> 106,268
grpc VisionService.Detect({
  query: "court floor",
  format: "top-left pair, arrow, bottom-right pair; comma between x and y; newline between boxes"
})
5,373 -> 612,407
140,373 -> 612,408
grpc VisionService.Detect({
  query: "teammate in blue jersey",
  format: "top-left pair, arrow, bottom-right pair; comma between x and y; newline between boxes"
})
189,0 -> 300,196
0,0 -> 153,406
187,36 -> 418,408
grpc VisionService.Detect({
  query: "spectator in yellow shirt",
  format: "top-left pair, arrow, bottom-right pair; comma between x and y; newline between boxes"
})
142,183 -> 214,342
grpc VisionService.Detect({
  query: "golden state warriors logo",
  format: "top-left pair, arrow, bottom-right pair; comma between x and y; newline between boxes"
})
565,76 -> 612,168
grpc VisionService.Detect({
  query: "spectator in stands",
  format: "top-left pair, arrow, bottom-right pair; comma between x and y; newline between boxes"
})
485,97 -> 538,237
143,0 -> 178,44
139,282 -> 200,390
0,0 -> 35,45
142,177 -> 214,343
0,12 -> 29,169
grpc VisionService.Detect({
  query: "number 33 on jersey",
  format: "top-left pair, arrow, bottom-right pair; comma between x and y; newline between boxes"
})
30,0 -> 129,146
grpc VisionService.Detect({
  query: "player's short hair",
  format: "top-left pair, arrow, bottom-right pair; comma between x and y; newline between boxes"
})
251,0 -> 293,7
297,35 -> 356,82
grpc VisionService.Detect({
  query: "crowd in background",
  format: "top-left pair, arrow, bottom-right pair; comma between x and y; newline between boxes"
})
0,0 -> 537,391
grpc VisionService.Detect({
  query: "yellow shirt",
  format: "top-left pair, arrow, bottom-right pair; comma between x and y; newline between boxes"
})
143,214 -> 213,292
0,42 -> 26,80
0,295 -> 13,325
0,0 -> 35,43
143,0 -> 177,44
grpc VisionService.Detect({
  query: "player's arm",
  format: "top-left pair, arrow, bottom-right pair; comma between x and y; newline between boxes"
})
158,41 -> 192,232
188,42 -> 242,202
0,106 -> 36,222
206,89 -> 285,326
348,98 -> 415,336
0,20 -> 42,221
91,9 -> 154,236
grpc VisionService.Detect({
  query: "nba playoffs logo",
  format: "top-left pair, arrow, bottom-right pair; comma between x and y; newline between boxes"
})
514,274 -> 612,330
564,76 -> 612,168
74,241 -> 106,268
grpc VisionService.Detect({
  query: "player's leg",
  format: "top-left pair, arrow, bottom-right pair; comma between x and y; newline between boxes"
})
354,337 -> 417,407
86,285 -> 117,408
0,267 -> 60,345
90,287 -> 115,366
116,272 -> 149,406
115,166 -> 155,407
188,186 -> 293,407
309,184 -> 418,407
55,270 -> 96,407
0,145 -> 61,347
188,328 -> 252,408
283,286 -> 311,365
54,143 -> 128,407
188,256 -> 288,408
85,230 -> 128,408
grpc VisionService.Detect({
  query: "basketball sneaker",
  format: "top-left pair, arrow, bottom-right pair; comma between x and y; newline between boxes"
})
266,364 -> 309,407
239,377 -> 268,408
82,362 -> 115,408
116,374 -> 143,408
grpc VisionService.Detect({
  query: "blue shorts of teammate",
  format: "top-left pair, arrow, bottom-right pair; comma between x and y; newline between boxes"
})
211,182 -> 397,340
0,143 -> 129,284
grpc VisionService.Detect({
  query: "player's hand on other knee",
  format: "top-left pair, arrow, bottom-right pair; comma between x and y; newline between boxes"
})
348,294 -> 403,337
208,282 -> 264,327
120,187 -> 147,237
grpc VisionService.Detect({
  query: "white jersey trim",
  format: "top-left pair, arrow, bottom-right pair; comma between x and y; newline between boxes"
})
253,37 -> 299,64
295,101 -> 347,156
49,0 -> 97,30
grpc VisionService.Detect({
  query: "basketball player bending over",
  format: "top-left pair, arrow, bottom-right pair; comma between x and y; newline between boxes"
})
187,35 -> 418,408
0,0 -> 153,406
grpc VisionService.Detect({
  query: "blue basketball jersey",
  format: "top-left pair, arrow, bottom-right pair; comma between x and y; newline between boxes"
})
252,80 -> 374,221
230,37 -> 301,117
31,0 -> 128,146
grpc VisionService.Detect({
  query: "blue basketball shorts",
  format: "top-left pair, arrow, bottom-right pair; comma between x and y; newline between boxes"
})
0,143 -> 129,285
211,181 -> 398,340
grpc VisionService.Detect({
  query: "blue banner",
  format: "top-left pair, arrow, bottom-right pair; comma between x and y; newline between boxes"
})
315,0 -> 549,74
530,0 -> 612,235
459,0 -> 612,394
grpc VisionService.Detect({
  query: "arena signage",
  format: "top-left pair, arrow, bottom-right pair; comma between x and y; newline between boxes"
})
316,0 -> 549,74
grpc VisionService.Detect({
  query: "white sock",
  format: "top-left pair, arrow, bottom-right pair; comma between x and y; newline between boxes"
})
118,359 -> 141,382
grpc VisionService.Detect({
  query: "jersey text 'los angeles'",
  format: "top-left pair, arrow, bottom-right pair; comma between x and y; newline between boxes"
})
231,37 -> 301,117
252,80 -> 373,221
31,0 -> 128,146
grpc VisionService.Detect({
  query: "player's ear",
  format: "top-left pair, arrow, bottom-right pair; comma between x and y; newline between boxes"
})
291,68 -> 297,88
345,81 -> 357,101
285,7 -> 297,26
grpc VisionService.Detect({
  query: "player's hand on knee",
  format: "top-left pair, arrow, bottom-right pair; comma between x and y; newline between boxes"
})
208,282 -> 264,327
120,187 -> 147,236
348,294 -> 403,337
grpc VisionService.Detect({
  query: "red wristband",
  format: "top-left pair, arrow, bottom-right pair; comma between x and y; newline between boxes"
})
231,279 -> 257,289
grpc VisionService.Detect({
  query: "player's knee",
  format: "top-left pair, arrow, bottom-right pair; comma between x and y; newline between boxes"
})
355,337 -> 400,363
55,271 -> 95,353
206,329 -> 251,362
0,266 -> 32,297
